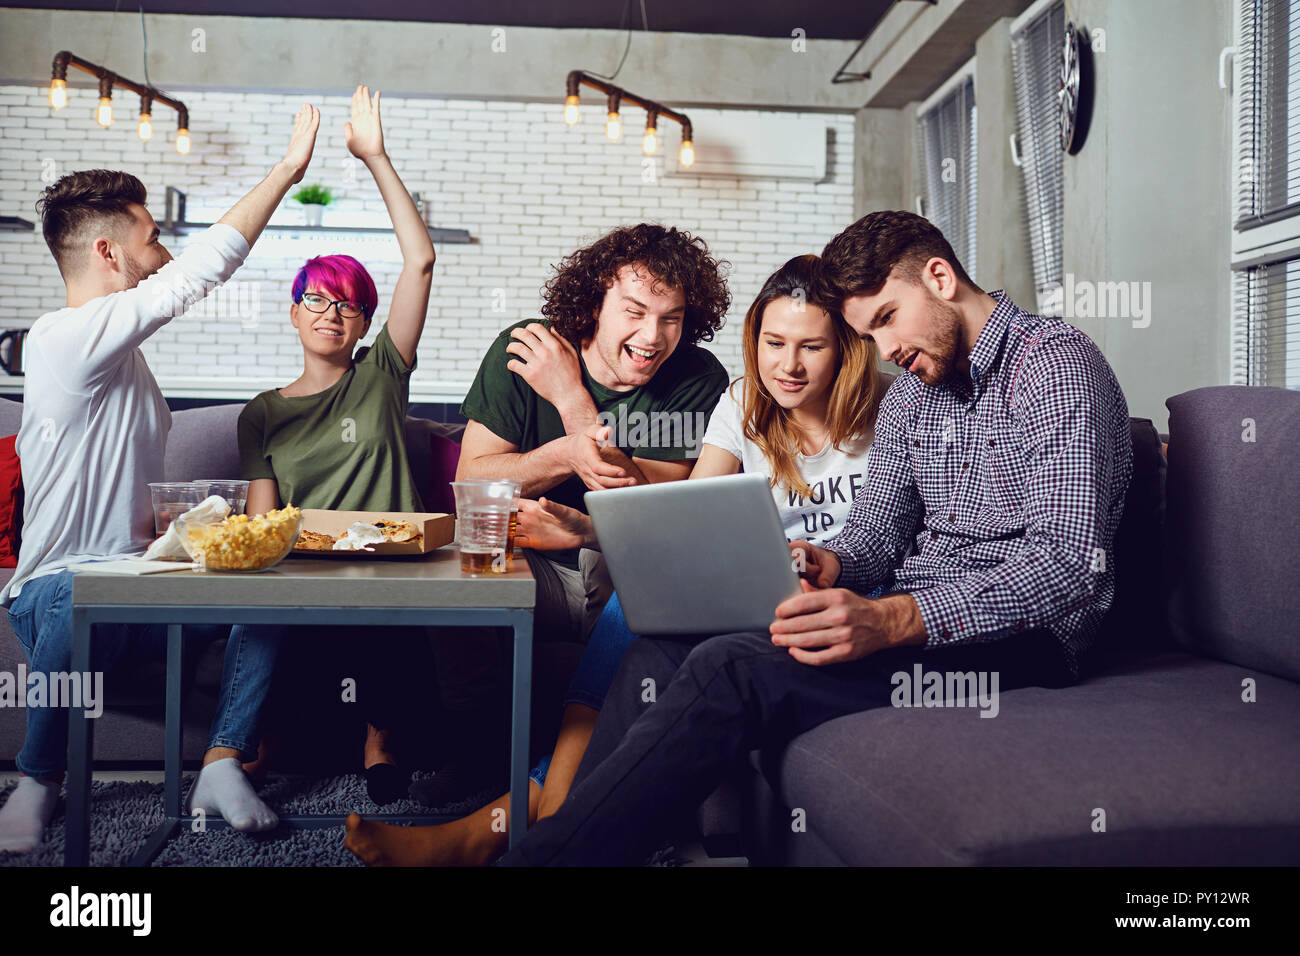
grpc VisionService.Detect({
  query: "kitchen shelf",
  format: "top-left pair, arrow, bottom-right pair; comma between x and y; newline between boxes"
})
0,217 -> 35,232
161,221 -> 474,243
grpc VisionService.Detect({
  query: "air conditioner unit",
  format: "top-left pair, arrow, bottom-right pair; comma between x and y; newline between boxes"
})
664,108 -> 829,181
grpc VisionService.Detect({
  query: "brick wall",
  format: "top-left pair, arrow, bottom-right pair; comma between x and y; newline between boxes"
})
0,84 -> 854,401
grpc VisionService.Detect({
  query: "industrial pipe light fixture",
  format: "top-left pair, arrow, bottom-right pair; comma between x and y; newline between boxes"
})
50,50 -> 191,155
565,69 -> 694,167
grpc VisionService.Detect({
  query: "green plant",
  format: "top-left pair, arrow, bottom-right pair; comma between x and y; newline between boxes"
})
292,184 -> 333,206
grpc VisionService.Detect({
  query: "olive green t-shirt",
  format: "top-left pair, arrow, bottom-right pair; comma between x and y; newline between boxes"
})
237,323 -> 423,512
460,318 -> 730,568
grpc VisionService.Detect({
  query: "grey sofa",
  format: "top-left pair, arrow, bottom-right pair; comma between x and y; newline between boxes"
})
719,385 -> 1300,865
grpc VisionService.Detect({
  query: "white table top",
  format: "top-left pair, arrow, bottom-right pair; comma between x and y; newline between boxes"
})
70,546 -> 535,609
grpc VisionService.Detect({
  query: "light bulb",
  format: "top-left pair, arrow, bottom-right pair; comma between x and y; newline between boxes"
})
138,112 -> 153,141
176,128 -> 191,155
49,78 -> 67,110
679,140 -> 694,167
642,127 -> 657,155
564,95 -> 580,126
96,97 -> 113,127
606,111 -> 621,141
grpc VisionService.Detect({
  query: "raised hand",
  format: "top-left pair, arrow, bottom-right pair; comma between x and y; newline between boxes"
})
281,103 -> 320,184
344,85 -> 385,160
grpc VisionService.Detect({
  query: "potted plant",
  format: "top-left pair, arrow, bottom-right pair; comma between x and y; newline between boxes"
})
292,184 -> 333,226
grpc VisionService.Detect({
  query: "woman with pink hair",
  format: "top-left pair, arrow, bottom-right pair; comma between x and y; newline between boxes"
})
188,86 -> 437,826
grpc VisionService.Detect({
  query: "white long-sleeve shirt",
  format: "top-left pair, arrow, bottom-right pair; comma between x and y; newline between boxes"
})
2,223 -> 251,605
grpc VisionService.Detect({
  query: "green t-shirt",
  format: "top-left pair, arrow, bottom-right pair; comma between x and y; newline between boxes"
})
460,318 -> 730,568
237,323 -> 424,513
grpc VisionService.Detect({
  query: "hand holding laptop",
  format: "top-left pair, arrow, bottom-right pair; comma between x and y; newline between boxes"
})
789,540 -> 840,589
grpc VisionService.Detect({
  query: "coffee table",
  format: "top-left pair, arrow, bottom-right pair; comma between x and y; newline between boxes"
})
65,548 -> 535,866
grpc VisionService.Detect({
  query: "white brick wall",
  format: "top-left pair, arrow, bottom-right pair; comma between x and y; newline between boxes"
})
0,84 -> 854,401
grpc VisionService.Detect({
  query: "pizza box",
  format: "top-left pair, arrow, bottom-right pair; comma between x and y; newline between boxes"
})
293,509 -> 456,556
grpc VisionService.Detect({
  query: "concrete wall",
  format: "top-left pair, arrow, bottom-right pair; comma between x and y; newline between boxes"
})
1062,0 -> 1234,432
0,7 -> 864,110
852,0 -> 1235,433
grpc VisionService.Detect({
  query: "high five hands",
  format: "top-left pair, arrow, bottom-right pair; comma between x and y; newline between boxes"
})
344,85 -> 386,161
281,103 -> 320,184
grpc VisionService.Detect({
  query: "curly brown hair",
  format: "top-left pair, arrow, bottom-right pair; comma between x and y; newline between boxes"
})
36,169 -> 147,277
540,223 -> 731,347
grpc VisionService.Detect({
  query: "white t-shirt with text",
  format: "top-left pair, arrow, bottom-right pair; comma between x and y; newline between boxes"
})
701,381 -> 875,546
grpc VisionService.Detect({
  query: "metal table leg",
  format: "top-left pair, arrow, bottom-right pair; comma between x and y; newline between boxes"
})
508,609 -> 533,849
65,608 -> 94,867
164,625 -> 184,818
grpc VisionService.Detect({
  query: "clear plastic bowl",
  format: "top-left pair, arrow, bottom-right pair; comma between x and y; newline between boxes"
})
175,509 -> 302,573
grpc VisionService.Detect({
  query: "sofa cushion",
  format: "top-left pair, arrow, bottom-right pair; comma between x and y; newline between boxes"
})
1085,417 -> 1169,669
758,651 -> 1300,865
0,396 -> 22,437
402,418 -> 462,513
165,403 -> 244,482
1165,386 -> 1300,681
0,434 -> 20,567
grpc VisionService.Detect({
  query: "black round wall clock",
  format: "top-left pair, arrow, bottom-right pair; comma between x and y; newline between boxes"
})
1059,21 -> 1094,154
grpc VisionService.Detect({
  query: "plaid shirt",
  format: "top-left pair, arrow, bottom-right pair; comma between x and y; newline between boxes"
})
825,291 -> 1132,676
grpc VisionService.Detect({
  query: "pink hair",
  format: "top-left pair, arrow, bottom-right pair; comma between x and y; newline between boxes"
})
291,254 -> 379,320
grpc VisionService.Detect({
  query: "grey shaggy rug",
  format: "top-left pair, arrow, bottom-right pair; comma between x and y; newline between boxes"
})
0,772 -> 495,867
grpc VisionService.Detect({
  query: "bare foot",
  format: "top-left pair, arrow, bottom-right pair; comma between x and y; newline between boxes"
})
345,813 -> 477,867
345,783 -> 539,867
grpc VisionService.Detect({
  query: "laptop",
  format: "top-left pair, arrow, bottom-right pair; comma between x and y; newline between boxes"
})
585,473 -> 801,635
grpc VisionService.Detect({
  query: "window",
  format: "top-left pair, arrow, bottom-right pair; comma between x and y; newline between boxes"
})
1232,0 -> 1300,388
1010,0 -> 1066,316
915,63 -> 977,282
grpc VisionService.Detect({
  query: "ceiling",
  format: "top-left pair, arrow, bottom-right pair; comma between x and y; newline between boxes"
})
3,0 -> 893,40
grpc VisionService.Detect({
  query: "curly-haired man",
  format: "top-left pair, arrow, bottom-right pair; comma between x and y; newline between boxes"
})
458,223 -> 732,647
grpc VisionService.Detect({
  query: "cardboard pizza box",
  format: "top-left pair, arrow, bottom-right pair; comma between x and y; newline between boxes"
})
294,509 -> 456,556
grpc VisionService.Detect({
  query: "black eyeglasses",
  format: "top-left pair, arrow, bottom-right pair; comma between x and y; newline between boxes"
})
301,292 -> 364,319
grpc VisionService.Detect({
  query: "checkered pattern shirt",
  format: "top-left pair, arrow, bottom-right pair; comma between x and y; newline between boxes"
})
825,291 -> 1132,676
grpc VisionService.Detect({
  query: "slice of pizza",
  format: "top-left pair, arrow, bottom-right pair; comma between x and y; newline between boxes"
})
295,529 -> 338,551
373,519 -> 421,543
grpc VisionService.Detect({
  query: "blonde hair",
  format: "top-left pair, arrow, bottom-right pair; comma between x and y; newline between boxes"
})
740,254 -> 885,499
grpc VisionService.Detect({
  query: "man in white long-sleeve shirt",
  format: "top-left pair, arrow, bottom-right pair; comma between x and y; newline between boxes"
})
0,105 -> 321,854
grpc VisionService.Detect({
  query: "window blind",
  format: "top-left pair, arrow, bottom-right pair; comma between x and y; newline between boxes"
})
1233,259 -> 1300,388
1233,0 -> 1300,388
1236,0 -> 1300,228
1011,0 -> 1065,315
916,76 -> 978,282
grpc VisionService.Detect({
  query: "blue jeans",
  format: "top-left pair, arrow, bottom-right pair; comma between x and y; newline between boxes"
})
528,583 -> 890,786
6,570 -> 280,777
528,591 -> 658,786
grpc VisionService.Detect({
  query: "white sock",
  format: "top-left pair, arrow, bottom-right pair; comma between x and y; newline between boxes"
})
188,757 -> 278,833
0,775 -> 61,853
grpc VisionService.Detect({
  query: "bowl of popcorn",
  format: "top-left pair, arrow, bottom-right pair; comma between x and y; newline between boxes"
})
175,504 -> 303,572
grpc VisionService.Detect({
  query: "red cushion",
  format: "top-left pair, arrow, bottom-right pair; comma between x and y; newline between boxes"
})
0,434 -> 21,567
424,430 -> 461,515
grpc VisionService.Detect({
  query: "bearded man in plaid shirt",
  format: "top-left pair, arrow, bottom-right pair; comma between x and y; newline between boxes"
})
499,210 -> 1133,866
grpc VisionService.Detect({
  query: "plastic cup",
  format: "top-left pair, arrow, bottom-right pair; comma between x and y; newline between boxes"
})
456,478 -> 521,569
197,479 -> 250,515
147,481 -> 209,536
450,479 -> 518,575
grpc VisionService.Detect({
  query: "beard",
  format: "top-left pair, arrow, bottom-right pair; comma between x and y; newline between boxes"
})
915,298 -> 962,386
119,250 -> 154,290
